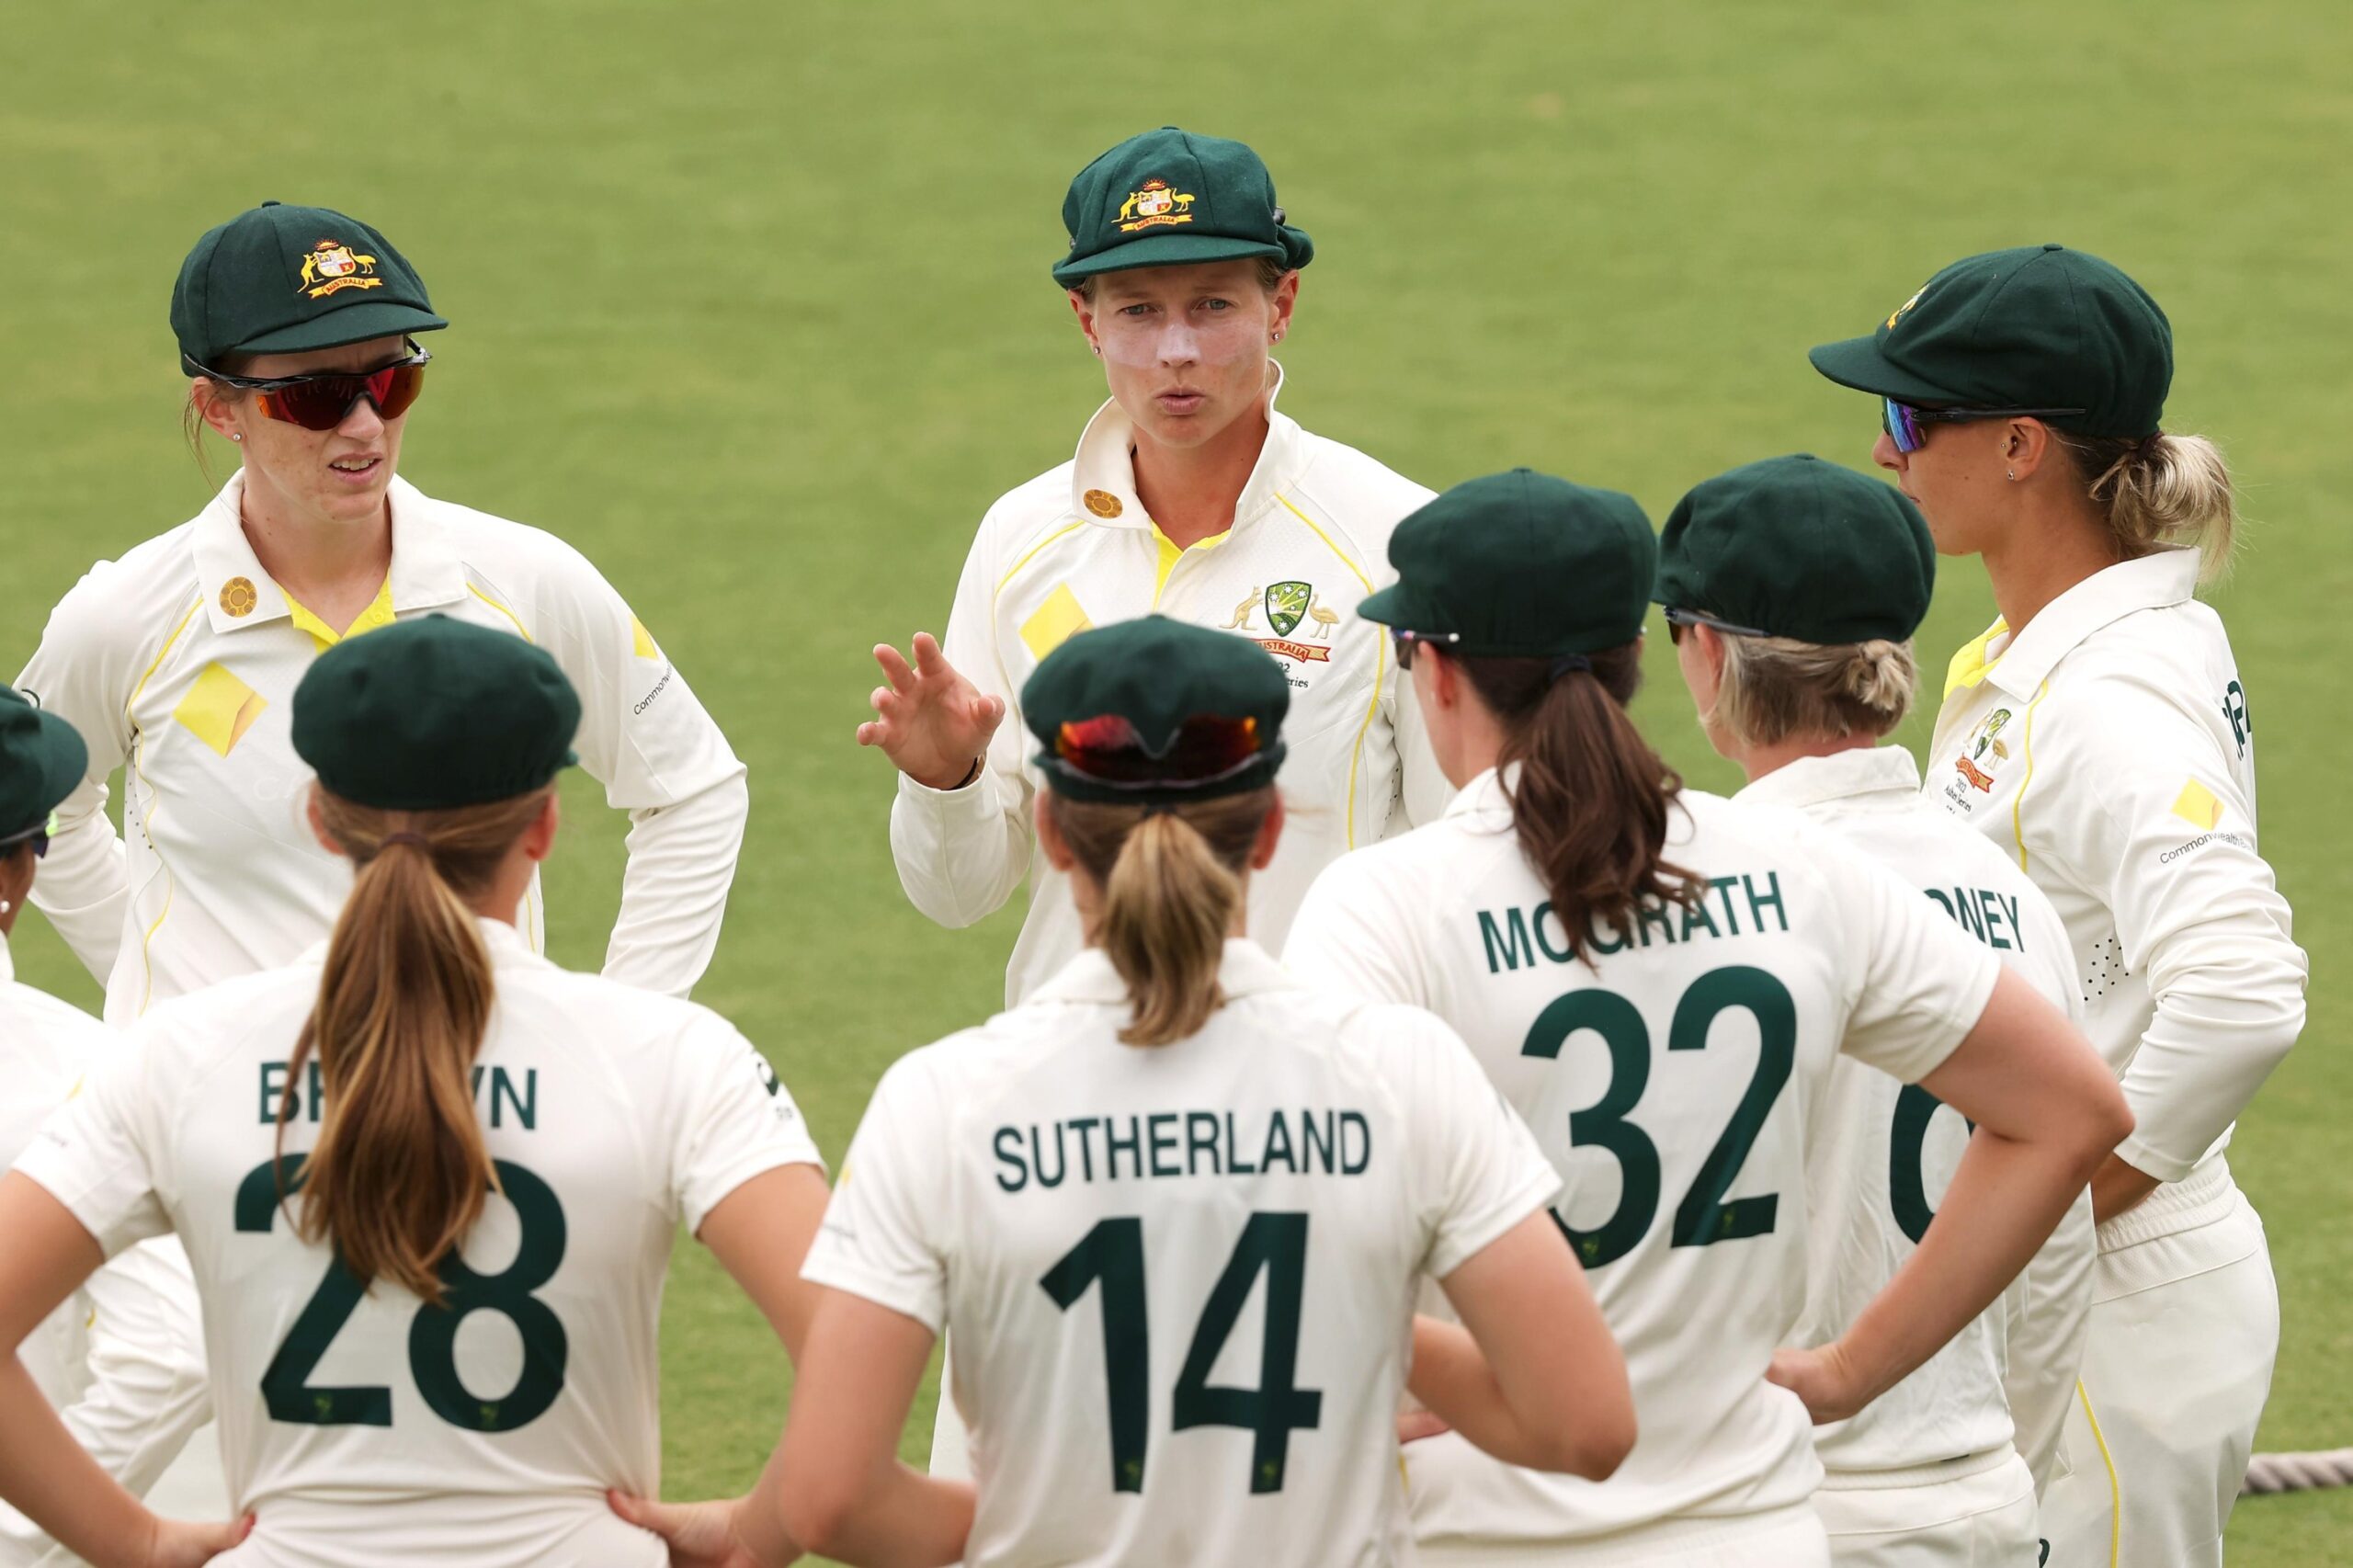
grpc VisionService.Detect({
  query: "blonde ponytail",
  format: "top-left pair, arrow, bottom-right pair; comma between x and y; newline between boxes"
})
1047,790 -> 1276,1047
1711,635 -> 1918,747
278,787 -> 550,1301
2064,430 -> 2237,581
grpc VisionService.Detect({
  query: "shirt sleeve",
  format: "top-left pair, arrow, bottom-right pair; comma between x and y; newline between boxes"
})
668,1014 -> 825,1234
1809,826 -> 2005,1085
515,538 -> 750,998
799,1052 -> 955,1334
10,1040 -> 172,1259
15,566 -> 145,985
1390,1007 -> 1563,1279
2027,692 -> 2308,1181
1281,849 -> 1437,1009
887,505 -> 1037,929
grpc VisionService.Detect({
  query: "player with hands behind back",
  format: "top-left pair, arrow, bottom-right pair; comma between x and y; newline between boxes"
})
642,616 -> 1631,1568
1283,469 -> 2129,1566
0,618 -> 828,1567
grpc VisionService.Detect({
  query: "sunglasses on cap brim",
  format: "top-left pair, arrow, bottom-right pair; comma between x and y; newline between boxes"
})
1881,396 -> 2087,456
186,342 -> 431,432
1390,628 -> 1462,670
0,811 -> 59,860
1049,712 -> 1265,790
1663,606 -> 1772,646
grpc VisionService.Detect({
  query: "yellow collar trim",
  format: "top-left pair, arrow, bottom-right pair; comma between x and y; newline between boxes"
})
284,577 -> 396,649
1148,522 -> 1231,608
1941,618 -> 2008,701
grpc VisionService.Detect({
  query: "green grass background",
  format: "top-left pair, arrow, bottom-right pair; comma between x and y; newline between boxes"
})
4,2 -> 2346,1560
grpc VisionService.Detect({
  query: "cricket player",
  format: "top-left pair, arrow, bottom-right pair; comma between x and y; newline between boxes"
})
1282,469 -> 2130,1567
0,687 -> 215,1568
19,199 -> 748,1027
1810,244 -> 2309,1566
1658,454 -> 2097,1562
0,620 -> 828,1567
632,617 -> 1633,1568
860,127 -> 1449,1010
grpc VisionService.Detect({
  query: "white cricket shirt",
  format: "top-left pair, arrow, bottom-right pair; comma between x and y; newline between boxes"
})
17,471 -> 749,1023
1284,771 -> 2002,1550
1735,745 -> 2093,1485
801,940 -> 1561,1568
13,918 -> 822,1568
1926,550 -> 2307,1193
889,369 -> 1451,1005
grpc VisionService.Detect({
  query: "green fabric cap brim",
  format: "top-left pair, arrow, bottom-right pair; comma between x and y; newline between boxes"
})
233,299 -> 449,358
17,712 -> 86,840
1051,231 -> 1290,288
1807,335 -> 1971,406
1354,583 -> 1410,629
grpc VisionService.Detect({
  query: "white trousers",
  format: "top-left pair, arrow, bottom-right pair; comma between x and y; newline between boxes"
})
1416,1503 -> 1831,1567
2039,1160 -> 2278,1568
1817,1449 -> 2039,1566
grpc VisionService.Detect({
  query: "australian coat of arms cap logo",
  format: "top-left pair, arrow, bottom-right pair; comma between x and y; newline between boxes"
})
1117,178 -> 1196,233
297,238 -> 384,301
1885,284 -> 1928,331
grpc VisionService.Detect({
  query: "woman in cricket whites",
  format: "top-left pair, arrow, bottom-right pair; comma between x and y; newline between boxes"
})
1282,467 -> 2130,1567
1658,453 -> 2097,1563
628,615 -> 1633,1568
0,619 -> 828,1568
1809,244 -> 2308,1566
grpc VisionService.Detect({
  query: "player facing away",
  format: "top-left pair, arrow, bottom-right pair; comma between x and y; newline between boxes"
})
0,619 -> 829,1568
18,199 -> 749,1027
1810,245 -> 2309,1567
1658,455 -> 2097,1563
1282,469 -> 2131,1568
639,617 -> 1633,1568
859,127 -> 1450,1010
0,688 -> 212,1567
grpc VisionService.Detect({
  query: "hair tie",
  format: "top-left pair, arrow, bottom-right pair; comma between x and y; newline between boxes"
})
381,831 -> 431,850
1141,801 -> 1179,819
1548,653 -> 1593,681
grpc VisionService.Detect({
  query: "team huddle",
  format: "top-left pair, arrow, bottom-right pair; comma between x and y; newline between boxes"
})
0,127 -> 2308,1568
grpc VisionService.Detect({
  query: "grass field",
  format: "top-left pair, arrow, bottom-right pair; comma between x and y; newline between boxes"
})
4,3 -> 2347,1561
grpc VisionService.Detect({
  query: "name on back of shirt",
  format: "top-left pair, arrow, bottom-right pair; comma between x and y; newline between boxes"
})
260,1060 -> 540,1130
1474,871 -> 1790,975
1924,887 -> 2028,952
994,1108 -> 1371,1194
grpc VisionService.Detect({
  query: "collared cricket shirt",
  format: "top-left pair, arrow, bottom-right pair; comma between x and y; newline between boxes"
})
1926,549 -> 2306,1190
891,370 -> 1451,1005
17,471 -> 748,1023
1736,745 -> 2092,1488
802,940 -> 1560,1568
13,919 -> 822,1568
1284,773 -> 2002,1549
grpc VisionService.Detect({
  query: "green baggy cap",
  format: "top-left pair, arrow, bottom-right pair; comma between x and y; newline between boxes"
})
1808,244 -> 2172,438
1358,469 -> 1655,658
1023,616 -> 1290,805
1654,455 -> 1934,645
292,617 -> 579,812
0,687 -> 88,845
1052,128 -> 1313,289
172,201 -> 448,371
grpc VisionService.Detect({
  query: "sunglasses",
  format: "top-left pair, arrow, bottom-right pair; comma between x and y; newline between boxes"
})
1881,396 -> 2087,456
0,811 -> 58,860
1391,628 -> 1462,671
187,343 -> 431,432
1050,712 -> 1265,790
1662,606 -> 1772,647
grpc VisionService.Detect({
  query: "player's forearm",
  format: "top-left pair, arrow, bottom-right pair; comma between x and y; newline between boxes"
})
1404,1316 -> 1580,1473
0,1357 -> 158,1568
2112,967 -> 2306,1181
601,769 -> 748,997
769,1455 -> 971,1568
889,767 -> 1032,928
1833,1128 -> 2101,1414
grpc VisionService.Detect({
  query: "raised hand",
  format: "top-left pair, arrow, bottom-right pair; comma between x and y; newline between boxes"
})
608,1490 -> 798,1568
854,633 -> 1006,792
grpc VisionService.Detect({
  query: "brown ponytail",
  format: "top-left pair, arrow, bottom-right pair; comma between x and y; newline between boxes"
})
278,787 -> 549,1301
1458,644 -> 1706,964
2062,429 -> 2237,581
1046,789 -> 1277,1047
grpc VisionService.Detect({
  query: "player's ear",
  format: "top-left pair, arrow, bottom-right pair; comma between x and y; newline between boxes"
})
1035,792 -> 1077,872
303,787 -> 347,859
520,790 -> 562,864
1248,792 -> 1285,871
1067,288 -> 1102,359
2005,417 -> 2058,481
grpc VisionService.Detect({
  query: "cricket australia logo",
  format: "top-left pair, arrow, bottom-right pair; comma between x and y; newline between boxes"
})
1264,581 -> 1311,638
296,238 -> 384,301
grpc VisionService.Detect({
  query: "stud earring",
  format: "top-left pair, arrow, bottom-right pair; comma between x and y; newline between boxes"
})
2006,469 -> 2016,480
232,433 -> 244,442
0,900 -> 11,915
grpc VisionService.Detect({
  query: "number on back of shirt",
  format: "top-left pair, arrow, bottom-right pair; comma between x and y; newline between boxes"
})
1521,964 -> 1796,1267
1041,1210 -> 1322,1495
234,1154 -> 569,1432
